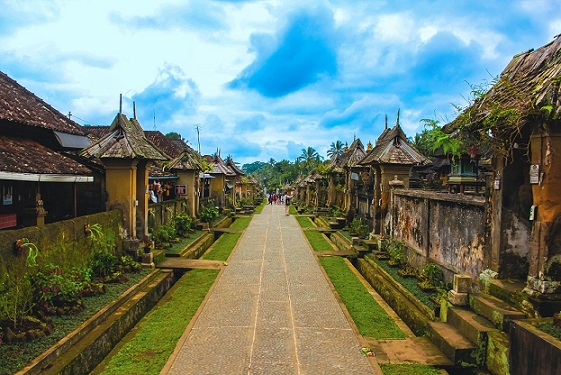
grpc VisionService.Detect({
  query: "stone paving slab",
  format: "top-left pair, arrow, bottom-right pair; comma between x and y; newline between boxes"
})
163,204 -> 376,374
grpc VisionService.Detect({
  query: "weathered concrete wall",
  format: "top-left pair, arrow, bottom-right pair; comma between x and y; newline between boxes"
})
391,189 -> 488,279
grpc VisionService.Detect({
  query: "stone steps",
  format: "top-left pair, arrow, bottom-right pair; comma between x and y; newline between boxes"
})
426,321 -> 478,367
469,292 -> 526,331
447,307 -> 496,346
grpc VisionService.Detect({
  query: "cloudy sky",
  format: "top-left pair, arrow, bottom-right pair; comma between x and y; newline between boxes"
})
1,0 -> 560,165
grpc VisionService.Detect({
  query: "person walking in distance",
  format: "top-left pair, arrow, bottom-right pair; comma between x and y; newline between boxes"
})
284,192 -> 293,215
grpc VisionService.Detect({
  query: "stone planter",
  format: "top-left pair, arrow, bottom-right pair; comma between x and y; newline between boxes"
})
510,318 -> 561,375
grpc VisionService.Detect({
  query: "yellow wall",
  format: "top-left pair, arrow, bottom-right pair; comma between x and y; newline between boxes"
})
104,159 -> 139,238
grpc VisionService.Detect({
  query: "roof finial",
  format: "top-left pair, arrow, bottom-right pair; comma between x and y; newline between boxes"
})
384,114 -> 388,129
133,102 -> 136,119
396,108 -> 400,127
119,94 -> 122,115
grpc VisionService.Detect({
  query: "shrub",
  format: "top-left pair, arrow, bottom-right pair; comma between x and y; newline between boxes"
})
174,213 -> 193,237
349,218 -> 369,239
91,250 -> 119,279
200,200 -> 220,223
388,241 -> 404,266
31,264 -> 84,315
422,263 -> 444,288
151,223 -> 176,247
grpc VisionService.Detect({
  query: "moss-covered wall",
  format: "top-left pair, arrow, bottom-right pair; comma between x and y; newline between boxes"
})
0,210 -> 123,279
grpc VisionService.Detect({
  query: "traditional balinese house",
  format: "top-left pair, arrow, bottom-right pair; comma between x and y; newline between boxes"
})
165,146 -> 204,217
326,140 -> 366,210
360,114 -> 429,234
225,156 -> 247,205
203,153 -> 236,208
144,131 -> 203,217
0,71 -> 96,229
80,106 -> 167,240
339,139 -> 368,218
443,35 -> 561,314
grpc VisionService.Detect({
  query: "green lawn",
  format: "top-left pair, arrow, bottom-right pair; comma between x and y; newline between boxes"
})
230,216 -> 252,230
97,269 -> 219,375
319,256 -> 405,339
303,230 -> 333,252
296,215 -> 314,228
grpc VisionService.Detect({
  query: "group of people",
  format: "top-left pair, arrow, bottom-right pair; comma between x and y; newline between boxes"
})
267,192 -> 293,215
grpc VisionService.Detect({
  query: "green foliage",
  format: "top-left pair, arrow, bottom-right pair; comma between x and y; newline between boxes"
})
329,206 -> 342,218
151,223 -> 176,247
0,271 -> 33,329
31,264 -> 84,315
367,254 -> 438,309
380,364 -> 441,375
230,217 -> 252,230
174,212 -> 193,237
327,140 -> 344,159
349,218 -> 369,239
91,250 -> 119,278
388,240 -> 404,266
303,230 -> 333,252
202,233 -> 241,262
421,263 -> 444,288
200,200 -> 220,223
419,118 -> 463,162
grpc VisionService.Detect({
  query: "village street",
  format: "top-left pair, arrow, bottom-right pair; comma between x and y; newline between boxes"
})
162,204 -> 378,374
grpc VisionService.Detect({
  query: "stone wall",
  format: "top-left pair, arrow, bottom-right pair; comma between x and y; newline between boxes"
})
390,189 -> 488,279
0,210 -> 123,278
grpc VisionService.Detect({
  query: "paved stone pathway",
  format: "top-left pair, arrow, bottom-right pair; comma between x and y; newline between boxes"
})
163,204 -> 377,374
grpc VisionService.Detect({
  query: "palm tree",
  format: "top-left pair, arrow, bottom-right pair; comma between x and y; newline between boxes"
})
297,147 -> 322,173
327,140 -> 344,159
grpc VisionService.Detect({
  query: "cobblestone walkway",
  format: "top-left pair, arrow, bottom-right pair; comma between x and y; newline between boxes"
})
163,204 -> 377,374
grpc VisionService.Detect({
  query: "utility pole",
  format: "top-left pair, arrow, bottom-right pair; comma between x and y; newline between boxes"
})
195,124 -> 201,154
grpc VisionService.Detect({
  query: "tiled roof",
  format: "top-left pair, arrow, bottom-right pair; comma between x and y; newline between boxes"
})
80,114 -> 168,160
0,71 -> 85,136
144,131 -> 185,159
0,135 -> 92,175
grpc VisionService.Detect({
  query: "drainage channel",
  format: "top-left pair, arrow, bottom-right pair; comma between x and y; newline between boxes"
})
17,220 -> 237,375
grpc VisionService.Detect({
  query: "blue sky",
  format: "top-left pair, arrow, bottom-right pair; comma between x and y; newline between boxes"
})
1,0 -> 560,165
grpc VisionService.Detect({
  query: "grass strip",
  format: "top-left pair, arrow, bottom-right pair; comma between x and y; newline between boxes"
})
202,233 -> 241,261
296,215 -> 314,228
230,216 -> 252,230
98,269 -> 219,375
253,200 -> 266,214
288,204 -> 297,215
319,256 -> 405,339
99,220 -> 244,374
303,230 -> 333,252
380,363 -> 442,375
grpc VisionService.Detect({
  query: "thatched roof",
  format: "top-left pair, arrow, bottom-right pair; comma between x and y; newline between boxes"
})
329,139 -> 366,172
80,114 -> 168,160
444,35 -> 561,135
360,123 -> 429,166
